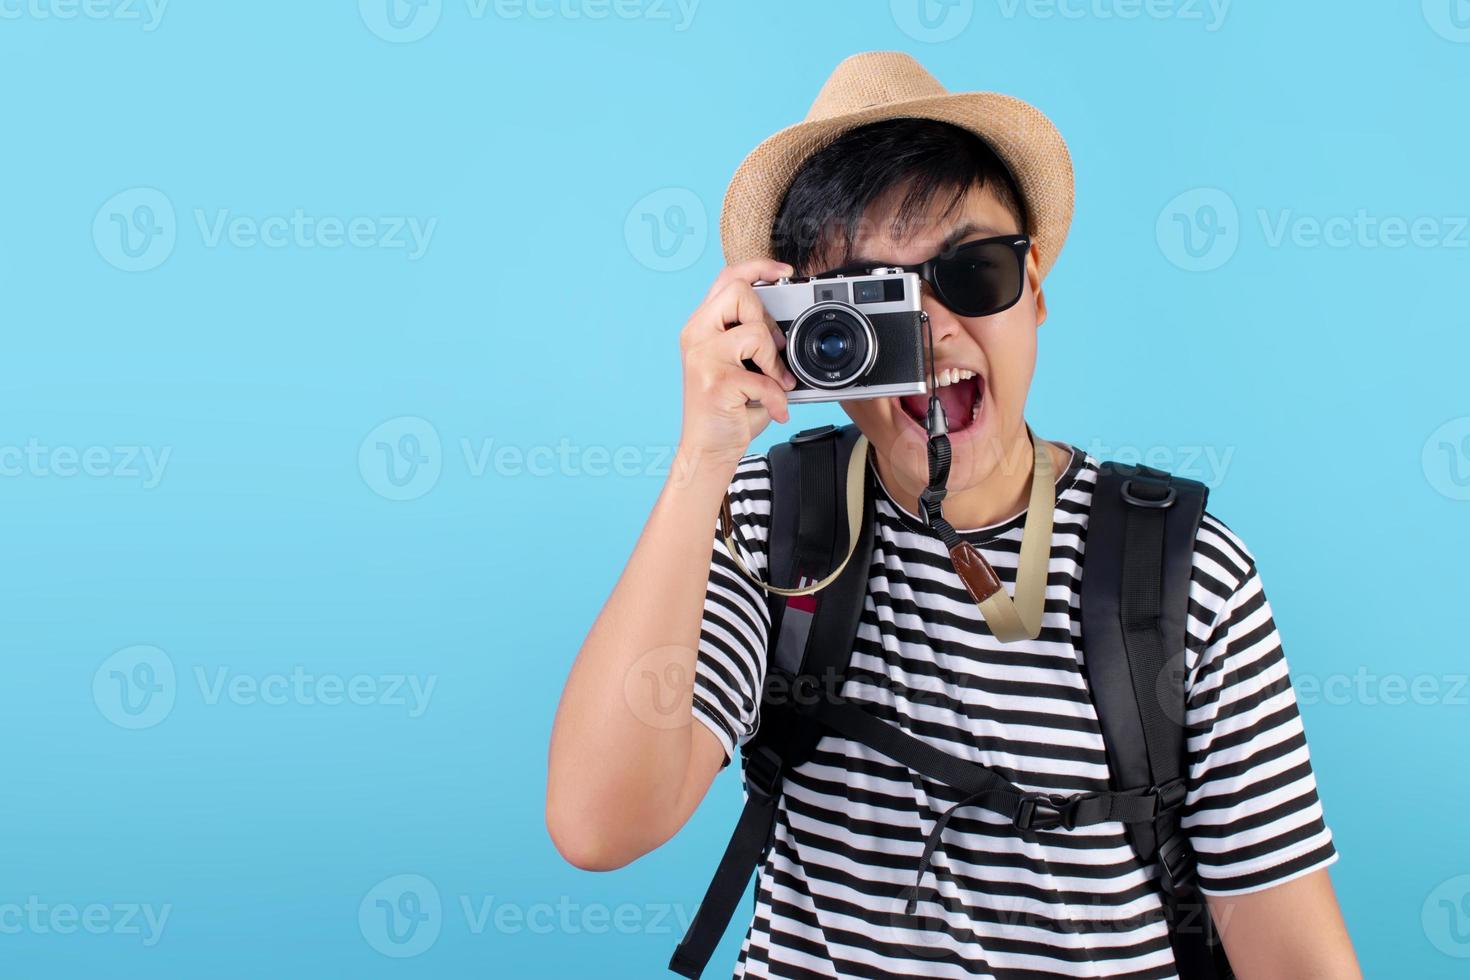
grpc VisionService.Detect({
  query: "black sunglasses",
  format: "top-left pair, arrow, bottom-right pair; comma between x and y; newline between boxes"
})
821,235 -> 1031,318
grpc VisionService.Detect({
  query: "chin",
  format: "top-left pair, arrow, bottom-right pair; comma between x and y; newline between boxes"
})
851,369 -> 1017,498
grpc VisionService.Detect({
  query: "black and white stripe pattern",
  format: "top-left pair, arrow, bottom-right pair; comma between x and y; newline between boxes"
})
693,444 -> 1336,979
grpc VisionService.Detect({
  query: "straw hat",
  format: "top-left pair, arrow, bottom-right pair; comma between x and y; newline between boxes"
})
721,51 -> 1074,280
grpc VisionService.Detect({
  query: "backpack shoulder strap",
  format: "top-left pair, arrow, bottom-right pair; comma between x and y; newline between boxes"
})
1082,461 -> 1232,979
676,441 -> 1230,979
670,423 -> 874,979
765,423 -> 868,675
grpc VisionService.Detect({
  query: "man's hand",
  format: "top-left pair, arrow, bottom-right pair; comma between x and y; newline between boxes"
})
678,259 -> 797,466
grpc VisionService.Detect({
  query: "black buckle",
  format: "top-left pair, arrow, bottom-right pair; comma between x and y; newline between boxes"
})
1151,777 -> 1188,815
1157,831 -> 1198,896
1015,793 -> 1078,832
1120,478 -> 1176,509
791,424 -> 838,444
789,673 -> 823,716
742,746 -> 784,803
917,485 -> 947,522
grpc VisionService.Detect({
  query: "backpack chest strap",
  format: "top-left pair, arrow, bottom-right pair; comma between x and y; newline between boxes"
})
798,685 -> 1187,911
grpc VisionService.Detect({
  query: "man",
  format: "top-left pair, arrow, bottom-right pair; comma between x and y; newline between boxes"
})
547,52 -> 1360,978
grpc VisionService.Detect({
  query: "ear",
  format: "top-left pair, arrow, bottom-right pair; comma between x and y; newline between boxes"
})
1027,243 -> 1048,329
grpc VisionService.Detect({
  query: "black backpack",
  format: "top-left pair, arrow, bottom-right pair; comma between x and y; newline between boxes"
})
670,423 -> 1233,979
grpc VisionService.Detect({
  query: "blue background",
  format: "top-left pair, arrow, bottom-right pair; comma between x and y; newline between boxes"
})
2,1 -> 1468,976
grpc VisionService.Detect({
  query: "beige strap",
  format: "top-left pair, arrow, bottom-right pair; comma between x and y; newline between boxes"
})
719,427 -> 1055,644
719,435 -> 869,597
970,427 -> 1054,642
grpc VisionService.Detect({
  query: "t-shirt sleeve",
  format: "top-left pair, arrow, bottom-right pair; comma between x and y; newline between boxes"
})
1180,514 -> 1339,896
690,453 -> 774,763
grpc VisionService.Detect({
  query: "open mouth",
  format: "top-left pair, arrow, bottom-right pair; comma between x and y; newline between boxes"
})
899,368 -> 984,434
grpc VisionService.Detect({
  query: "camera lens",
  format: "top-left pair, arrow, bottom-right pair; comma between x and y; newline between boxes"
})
815,329 -> 850,365
788,304 -> 876,390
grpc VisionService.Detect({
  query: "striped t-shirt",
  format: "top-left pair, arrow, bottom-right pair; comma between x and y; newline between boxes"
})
692,441 -> 1337,979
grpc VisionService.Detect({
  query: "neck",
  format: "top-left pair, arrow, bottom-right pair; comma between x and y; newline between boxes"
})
876,427 -> 1066,531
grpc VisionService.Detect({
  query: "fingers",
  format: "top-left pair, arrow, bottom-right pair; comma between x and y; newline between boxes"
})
701,259 -> 794,304
685,319 -> 794,421
729,369 -> 790,425
676,261 -> 799,456
717,321 -> 796,390
683,356 -> 789,425
682,278 -> 780,351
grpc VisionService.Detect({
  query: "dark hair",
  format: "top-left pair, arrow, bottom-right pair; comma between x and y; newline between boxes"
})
771,117 -> 1027,273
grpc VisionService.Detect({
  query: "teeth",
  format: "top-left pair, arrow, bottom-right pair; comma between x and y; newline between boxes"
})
934,368 -> 976,389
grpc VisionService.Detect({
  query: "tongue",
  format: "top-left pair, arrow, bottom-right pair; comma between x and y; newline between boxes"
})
902,376 -> 980,432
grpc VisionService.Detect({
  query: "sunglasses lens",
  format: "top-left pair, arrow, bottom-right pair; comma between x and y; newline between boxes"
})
933,240 -> 1024,317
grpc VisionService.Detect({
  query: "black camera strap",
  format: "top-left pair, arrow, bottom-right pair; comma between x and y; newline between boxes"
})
718,313 -> 1053,641
917,312 -> 1053,642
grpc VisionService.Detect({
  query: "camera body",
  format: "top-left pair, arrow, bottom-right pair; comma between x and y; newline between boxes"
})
754,268 -> 927,404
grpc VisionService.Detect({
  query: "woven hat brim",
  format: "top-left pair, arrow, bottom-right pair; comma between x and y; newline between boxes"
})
721,91 -> 1074,280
